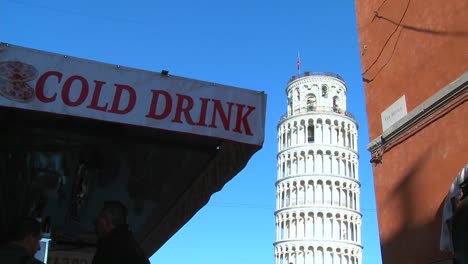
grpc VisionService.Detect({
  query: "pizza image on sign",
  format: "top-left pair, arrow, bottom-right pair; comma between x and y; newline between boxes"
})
0,61 -> 37,102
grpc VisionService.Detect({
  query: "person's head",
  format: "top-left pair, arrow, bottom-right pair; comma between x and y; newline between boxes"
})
10,217 -> 42,256
95,200 -> 128,238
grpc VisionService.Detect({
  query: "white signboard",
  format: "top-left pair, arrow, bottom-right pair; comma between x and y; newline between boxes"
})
381,95 -> 407,132
0,43 -> 266,146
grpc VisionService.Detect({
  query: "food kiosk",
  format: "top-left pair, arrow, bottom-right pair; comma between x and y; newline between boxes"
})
0,42 -> 266,263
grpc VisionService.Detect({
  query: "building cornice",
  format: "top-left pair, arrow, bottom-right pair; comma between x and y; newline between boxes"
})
368,72 -> 468,163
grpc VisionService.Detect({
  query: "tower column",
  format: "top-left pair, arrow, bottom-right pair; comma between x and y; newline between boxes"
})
275,73 -> 362,264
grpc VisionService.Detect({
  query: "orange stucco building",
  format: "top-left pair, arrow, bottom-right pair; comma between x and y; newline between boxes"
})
355,0 -> 467,263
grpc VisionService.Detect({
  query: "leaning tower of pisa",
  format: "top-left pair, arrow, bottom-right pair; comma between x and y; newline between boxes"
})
275,71 -> 362,264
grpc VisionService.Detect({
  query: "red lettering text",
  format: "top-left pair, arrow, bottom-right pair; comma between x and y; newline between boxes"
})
171,94 -> 195,124
233,104 -> 255,136
35,71 -> 62,103
146,90 -> 172,119
62,75 -> 89,107
108,84 -> 136,115
196,98 -> 210,127
86,80 -> 108,112
145,91 -> 256,136
209,99 -> 234,131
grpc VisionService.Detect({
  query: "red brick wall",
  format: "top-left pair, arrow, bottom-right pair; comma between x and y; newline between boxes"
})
373,103 -> 467,263
355,0 -> 468,263
356,0 -> 468,139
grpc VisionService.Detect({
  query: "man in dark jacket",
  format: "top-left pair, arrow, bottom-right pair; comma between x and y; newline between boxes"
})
0,217 -> 44,264
92,201 -> 150,264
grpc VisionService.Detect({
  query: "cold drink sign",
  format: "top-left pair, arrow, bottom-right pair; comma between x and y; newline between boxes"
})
0,43 -> 266,146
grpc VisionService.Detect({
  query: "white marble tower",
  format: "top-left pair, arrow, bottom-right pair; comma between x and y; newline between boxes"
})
275,72 -> 362,264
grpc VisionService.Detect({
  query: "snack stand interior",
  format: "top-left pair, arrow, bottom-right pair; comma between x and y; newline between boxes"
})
0,98 -> 265,263
0,43 -> 266,263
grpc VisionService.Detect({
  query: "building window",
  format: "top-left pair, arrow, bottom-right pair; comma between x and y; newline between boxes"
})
307,125 -> 314,143
322,85 -> 328,97
307,95 -> 316,111
333,96 -> 340,112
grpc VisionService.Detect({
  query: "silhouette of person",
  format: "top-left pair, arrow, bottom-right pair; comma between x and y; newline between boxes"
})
0,217 -> 44,264
92,201 -> 150,264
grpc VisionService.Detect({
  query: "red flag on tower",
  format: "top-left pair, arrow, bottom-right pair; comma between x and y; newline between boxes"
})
297,52 -> 301,73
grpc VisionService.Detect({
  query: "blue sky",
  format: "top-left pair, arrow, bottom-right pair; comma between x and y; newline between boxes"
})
2,0 -> 382,263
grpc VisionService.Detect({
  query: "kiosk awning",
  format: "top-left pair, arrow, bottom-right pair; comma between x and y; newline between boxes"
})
0,42 -> 266,256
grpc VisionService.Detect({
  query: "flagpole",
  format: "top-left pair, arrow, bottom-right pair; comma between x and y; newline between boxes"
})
297,52 -> 301,76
